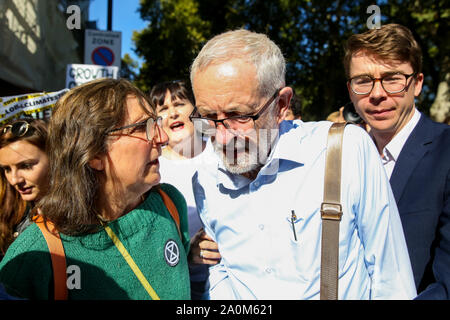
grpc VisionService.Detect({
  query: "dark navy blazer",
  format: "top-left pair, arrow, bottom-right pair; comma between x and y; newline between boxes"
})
390,114 -> 450,299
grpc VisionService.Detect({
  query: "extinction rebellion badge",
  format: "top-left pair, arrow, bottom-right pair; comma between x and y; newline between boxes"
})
164,239 -> 180,267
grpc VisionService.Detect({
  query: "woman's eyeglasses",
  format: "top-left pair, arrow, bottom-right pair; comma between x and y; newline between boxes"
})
106,117 -> 163,142
1,121 -> 31,137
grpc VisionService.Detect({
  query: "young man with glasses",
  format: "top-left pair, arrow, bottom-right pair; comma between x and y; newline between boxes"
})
189,29 -> 416,299
345,23 -> 450,299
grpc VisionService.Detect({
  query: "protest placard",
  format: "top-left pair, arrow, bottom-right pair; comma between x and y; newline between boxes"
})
0,89 -> 68,124
66,63 -> 119,88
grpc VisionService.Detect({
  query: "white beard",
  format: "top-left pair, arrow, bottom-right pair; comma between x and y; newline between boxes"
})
213,127 -> 279,175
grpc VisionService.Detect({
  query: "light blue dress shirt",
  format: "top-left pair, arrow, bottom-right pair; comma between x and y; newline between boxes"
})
193,120 -> 417,300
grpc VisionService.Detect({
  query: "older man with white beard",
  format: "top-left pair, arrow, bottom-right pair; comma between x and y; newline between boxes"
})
189,29 -> 416,300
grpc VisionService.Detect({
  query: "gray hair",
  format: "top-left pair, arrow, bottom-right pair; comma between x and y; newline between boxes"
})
190,29 -> 286,98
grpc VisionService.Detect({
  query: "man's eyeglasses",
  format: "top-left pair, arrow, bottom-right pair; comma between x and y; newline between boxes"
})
106,117 -> 163,142
1,121 -> 31,137
189,88 -> 281,134
349,72 -> 417,95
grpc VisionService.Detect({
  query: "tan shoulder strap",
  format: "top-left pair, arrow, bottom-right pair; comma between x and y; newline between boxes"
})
157,188 -> 181,239
32,215 -> 68,300
31,190 -> 180,300
320,122 -> 347,300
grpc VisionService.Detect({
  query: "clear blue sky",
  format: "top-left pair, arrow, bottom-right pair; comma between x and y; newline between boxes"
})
89,0 -> 147,68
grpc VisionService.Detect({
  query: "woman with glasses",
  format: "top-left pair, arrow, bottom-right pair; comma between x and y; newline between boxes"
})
150,80 -> 219,299
0,118 -> 49,260
0,79 -> 191,300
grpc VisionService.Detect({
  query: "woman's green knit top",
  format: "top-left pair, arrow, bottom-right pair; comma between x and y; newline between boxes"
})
0,184 -> 191,300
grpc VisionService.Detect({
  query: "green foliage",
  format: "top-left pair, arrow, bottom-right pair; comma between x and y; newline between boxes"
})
380,0 -> 450,117
120,53 -> 139,81
133,0 -> 449,120
133,0 -> 210,93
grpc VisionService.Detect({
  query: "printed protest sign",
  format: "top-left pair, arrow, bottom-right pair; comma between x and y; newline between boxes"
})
66,63 -> 119,88
0,89 -> 68,124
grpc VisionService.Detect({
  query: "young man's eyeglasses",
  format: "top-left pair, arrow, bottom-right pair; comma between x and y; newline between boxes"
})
106,117 -> 163,142
1,121 -> 32,137
189,88 -> 281,134
349,72 -> 417,95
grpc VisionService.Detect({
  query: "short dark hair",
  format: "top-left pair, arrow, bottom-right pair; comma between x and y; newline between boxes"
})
344,23 -> 422,78
149,80 -> 194,110
289,93 -> 302,118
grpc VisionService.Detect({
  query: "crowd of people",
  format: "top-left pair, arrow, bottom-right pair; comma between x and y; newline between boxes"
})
0,23 -> 448,300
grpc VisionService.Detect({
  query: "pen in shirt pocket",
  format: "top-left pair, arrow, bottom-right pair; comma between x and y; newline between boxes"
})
291,210 -> 298,241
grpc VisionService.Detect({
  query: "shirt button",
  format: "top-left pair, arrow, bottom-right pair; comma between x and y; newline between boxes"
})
265,268 -> 272,274
254,181 -> 260,188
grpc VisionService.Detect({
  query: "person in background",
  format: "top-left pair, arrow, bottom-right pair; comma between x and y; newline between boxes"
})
149,80 -> 219,299
0,118 -> 49,260
444,113 -> 450,125
0,79 -> 191,300
188,28 -> 416,299
284,92 -> 302,120
327,104 -> 370,132
345,23 -> 450,299
326,108 -> 345,123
